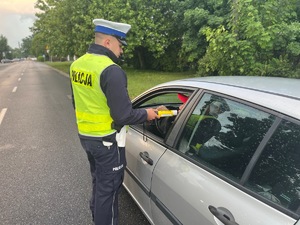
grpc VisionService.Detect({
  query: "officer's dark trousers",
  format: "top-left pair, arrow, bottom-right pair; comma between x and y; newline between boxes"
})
80,138 -> 126,225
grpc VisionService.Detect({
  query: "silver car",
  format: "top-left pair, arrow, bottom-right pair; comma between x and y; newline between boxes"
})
123,76 -> 300,225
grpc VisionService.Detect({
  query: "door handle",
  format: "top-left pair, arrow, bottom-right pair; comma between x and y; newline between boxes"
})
139,151 -> 153,165
208,205 -> 239,225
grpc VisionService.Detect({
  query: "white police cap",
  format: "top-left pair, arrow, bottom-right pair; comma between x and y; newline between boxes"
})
93,19 -> 131,46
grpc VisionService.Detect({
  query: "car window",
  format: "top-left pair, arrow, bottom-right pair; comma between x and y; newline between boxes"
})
246,119 -> 300,213
133,91 -> 191,139
140,93 -> 182,108
177,93 -> 275,181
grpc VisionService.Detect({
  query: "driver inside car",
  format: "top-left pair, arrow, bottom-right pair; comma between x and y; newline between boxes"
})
187,97 -> 230,155
155,93 -> 189,137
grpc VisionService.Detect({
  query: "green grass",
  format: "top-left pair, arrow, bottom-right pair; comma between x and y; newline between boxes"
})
45,61 -> 72,74
45,61 -> 196,99
125,68 -> 197,98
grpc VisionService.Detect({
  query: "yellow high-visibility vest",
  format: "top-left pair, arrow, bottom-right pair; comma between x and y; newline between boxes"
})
70,53 -> 117,137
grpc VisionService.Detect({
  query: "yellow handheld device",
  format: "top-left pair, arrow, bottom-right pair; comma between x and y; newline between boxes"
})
157,110 -> 178,117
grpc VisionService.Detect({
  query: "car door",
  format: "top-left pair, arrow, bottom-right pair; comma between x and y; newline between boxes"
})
124,89 -> 195,223
125,128 -> 167,223
150,92 -> 299,225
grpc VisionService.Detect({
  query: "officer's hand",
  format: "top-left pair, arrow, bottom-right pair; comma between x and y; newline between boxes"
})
146,108 -> 159,121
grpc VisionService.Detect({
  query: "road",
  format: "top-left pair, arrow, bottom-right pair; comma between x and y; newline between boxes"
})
0,61 -> 150,225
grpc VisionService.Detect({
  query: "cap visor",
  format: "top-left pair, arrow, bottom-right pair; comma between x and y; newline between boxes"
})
118,39 -> 127,46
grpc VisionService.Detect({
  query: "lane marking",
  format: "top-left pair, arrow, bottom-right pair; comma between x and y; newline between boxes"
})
12,86 -> 17,92
0,108 -> 8,125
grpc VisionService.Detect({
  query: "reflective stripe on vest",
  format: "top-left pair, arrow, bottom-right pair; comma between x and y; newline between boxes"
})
70,54 -> 116,137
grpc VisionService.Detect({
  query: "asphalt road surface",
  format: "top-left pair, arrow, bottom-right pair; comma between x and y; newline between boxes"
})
0,61 -> 150,225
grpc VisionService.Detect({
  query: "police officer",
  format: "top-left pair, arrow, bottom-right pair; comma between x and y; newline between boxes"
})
70,19 -> 158,225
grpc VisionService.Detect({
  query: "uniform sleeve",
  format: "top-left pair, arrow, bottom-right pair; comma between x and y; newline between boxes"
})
100,65 -> 147,126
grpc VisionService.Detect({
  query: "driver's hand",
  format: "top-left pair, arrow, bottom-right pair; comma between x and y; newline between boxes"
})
156,105 -> 168,111
146,108 -> 159,121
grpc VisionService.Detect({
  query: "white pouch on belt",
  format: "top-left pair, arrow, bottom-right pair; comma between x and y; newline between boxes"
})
116,126 -> 127,147
103,141 -> 113,147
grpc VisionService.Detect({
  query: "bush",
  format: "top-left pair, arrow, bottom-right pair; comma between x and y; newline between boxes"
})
37,56 -> 45,62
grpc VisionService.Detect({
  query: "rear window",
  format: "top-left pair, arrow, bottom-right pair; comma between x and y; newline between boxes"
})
246,119 -> 300,214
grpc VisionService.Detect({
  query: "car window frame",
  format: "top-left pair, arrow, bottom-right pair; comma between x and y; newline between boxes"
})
130,86 -> 197,144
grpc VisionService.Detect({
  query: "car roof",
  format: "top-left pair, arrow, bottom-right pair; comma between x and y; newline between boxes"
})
153,76 -> 300,120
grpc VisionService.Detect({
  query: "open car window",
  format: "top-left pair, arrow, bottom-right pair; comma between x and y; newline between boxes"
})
139,93 -> 184,109
132,91 -> 193,139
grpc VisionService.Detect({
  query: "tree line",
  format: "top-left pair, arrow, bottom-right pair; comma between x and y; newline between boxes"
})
15,0 -> 300,76
0,35 -> 32,61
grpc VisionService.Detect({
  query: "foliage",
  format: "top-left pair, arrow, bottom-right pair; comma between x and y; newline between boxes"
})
0,35 -> 11,60
37,55 -> 45,62
87,0 -> 177,70
198,0 -> 300,77
32,0 -> 89,58
26,0 -> 300,77
171,0 -> 230,64
21,36 -> 33,58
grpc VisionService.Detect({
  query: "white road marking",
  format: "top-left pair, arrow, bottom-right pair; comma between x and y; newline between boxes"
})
12,86 -> 17,92
0,108 -> 8,125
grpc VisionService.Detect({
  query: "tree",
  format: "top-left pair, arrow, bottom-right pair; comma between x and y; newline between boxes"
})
32,0 -> 180,68
29,0 -> 299,75
85,0 -> 177,70
170,0 -> 231,71
198,0 -> 300,77
124,0 -> 176,70
28,0 -> 76,59
21,36 -> 33,58
0,35 -> 10,60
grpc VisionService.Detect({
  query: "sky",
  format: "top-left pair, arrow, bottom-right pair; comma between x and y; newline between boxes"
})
0,0 -> 38,48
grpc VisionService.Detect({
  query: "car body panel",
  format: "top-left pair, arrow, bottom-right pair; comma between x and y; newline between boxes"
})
158,76 -> 300,99
124,127 -> 167,222
151,77 -> 300,120
151,149 -> 296,225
